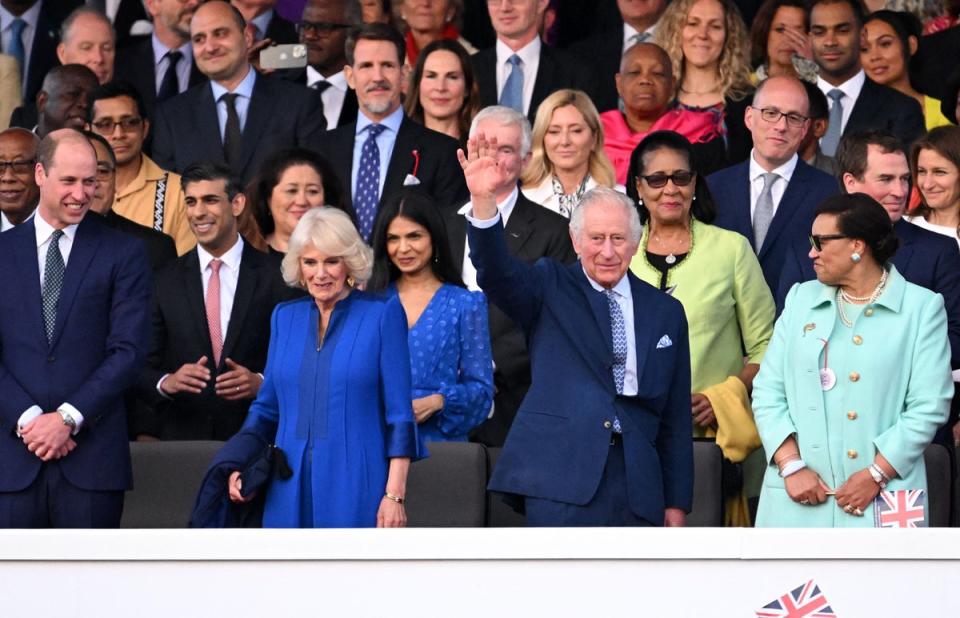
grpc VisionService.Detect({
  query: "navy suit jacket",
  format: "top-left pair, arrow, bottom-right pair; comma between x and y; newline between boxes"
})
844,78 -> 925,149
469,219 -> 693,523
0,214 -> 152,492
708,158 -> 839,295
776,218 -> 960,370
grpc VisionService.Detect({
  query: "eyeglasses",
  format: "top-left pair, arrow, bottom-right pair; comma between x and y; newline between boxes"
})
751,106 -> 809,128
808,234 -> 848,251
640,171 -> 694,188
297,21 -> 352,35
90,117 -> 144,134
0,159 -> 35,175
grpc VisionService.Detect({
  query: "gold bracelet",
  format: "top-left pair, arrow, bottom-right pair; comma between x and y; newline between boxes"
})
384,492 -> 405,504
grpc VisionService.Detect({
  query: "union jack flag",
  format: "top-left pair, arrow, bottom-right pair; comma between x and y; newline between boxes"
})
756,580 -> 836,617
874,489 -> 927,528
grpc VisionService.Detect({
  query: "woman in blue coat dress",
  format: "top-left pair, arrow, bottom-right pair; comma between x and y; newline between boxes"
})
227,208 -> 418,527
753,194 -> 952,527
368,188 -> 493,452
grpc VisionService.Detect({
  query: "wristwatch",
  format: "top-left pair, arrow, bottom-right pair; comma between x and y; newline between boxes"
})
867,464 -> 887,489
58,410 -> 77,432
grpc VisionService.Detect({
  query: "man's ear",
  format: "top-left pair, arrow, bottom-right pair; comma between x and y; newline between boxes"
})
36,91 -> 48,114
142,117 -> 151,141
56,43 -> 67,65
231,192 -> 246,218
841,172 -> 856,193
344,64 -> 355,91
812,118 -> 828,139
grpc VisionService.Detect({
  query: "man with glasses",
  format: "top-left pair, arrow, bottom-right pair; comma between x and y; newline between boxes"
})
0,127 -> 40,231
709,75 -> 839,295
293,0 -> 360,129
87,81 -> 193,254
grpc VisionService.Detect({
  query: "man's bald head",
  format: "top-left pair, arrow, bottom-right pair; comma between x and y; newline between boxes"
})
38,65 -> 99,136
0,128 -> 41,226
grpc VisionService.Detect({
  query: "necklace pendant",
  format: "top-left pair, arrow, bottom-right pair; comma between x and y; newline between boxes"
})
665,253 -> 677,265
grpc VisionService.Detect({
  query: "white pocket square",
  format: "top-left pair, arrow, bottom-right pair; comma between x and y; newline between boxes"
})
656,335 -> 673,349
403,174 -> 421,186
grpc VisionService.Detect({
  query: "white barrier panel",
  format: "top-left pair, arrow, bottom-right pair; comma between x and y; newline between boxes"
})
1,528 -> 958,616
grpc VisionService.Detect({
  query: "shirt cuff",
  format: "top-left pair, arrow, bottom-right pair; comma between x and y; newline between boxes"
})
156,374 -> 173,400
58,403 -> 84,435
16,405 -> 43,437
465,210 -> 501,229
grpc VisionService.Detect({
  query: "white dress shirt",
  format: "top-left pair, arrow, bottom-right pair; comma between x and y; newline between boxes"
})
466,203 -> 638,396
622,22 -> 656,54
151,33 -> 193,96
307,66 -> 348,129
1,1 -> 41,90
459,187 -> 520,291
817,69 -> 866,135
17,212 -> 84,434
748,151 -> 799,222
495,37 -> 541,116
1,211 -> 14,232
210,67 -> 257,139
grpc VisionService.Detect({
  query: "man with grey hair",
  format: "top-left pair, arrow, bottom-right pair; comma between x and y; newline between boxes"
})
459,134 -> 693,525
447,105 -> 575,447
57,6 -> 115,85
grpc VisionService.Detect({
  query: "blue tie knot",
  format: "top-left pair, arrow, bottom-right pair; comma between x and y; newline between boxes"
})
10,17 -> 26,36
827,88 -> 843,103
367,123 -> 386,138
508,54 -> 521,67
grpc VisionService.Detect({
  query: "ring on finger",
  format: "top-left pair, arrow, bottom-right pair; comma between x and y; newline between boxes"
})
843,504 -> 853,513
853,507 -> 864,517
800,499 -> 810,505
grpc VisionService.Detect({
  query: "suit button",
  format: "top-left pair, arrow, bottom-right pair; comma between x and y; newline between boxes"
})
47,356 -> 55,363
603,421 -> 612,429
849,371 -> 860,382
847,410 -> 858,420
865,308 -> 874,317
852,335 -> 863,345
847,449 -> 858,459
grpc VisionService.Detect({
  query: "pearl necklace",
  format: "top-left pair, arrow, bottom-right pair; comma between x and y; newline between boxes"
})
836,269 -> 888,327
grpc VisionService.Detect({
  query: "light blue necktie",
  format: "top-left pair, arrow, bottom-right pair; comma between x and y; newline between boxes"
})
753,172 -> 777,252
499,54 -> 524,113
7,18 -> 26,71
355,123 -> 386,241
42,230 -> 65,345
605,289 -> 626,433
821,89 -> 845,157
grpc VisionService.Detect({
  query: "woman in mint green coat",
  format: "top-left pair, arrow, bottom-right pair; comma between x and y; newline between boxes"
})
753,194 -> 952,527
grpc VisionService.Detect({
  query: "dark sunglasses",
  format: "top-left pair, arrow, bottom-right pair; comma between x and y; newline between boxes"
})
639,171 -> 694,188
297,21 -> 352,34
808,234 -> 848,251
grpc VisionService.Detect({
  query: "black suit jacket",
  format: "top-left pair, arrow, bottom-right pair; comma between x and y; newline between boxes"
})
263,12 -> 298,44
8,104 -> 36,132
114,36 -> 207,124
446,193 -> 577,446
568,28 -> 623,113
844,77 -> 925,149
285,68 -> 359,128
134,243 -> 300,440
14,0 -> 82,102
472,44 -> 600,123
913,28 -> 960,103
100,211 -> 177,271
151,71 -> 327,186
112,0 -> 149,48
315,114 -> 468,215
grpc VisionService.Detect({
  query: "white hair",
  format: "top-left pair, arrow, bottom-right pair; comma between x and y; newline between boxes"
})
281,208 -> 373,287
569,187 -> 643,245
469,105 -> 532,158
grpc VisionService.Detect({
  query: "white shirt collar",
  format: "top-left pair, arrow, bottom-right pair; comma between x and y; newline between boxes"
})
34,210 -> 78,247
495,36 -> 540,68
151,32 -> 192,66
458,186 -> 520,226
1,211 -> 13,232
583,267 -> 631,296
817,69 -> 866,103
210,65 -> 257,100
1,2 -> 41,31
307,66 -> 347,91
197,235 -> 244,272
749,151 -> 799,182
356,103 -> 404,135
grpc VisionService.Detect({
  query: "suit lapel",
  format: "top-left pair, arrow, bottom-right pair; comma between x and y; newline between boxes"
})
569,264 -> 617,390
528,47 -> 555,122
759,161 -> 815,259
331,126 -> 357,210
50,217 -> 100,348
845,79 -> 881,135
182,249 -> 215,362
237,75 -> 272,177
627,274 -> 653,381
503,193 -> 535,255
13,220 -> 46,346
447,211 -> 467,264
383,117 -> 419,200
474,50 -> 498,107
338,89 -> 359,127
731,163 -> 755,244
195,84 -> 227,164
220,244 -> 258,361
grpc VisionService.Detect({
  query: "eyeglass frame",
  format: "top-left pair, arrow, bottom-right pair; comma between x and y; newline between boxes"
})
638,170 -> 695,189
750,106 -> 809,128
89,116 -> 145,134
808,234 -> 848,251
0,159 -> 36,175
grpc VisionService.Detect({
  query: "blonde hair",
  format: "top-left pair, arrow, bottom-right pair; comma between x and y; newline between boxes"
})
281,208 -> 374,287
520,89 -> 616,188
654,0 -> 753,102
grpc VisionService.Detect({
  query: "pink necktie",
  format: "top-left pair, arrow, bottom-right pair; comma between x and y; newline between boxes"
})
206,259 -> 223,366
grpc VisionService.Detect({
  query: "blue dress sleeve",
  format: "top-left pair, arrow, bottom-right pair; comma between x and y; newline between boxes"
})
434,291 -> 494,437
379,296 -> 419,458
241,305 -> 282,443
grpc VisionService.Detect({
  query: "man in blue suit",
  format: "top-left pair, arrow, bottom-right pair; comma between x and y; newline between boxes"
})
777,129 -> 960,447
0,129 -> 152,527
708,76 -> 839,295
459,134 -> 693,526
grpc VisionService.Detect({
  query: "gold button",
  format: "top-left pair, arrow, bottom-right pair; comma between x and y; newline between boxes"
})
865,308 -> 874,316
852,335 -> 863,345
849,372 -> 860,382
847,410 -> 858,420
603,421 -> 612,429
847,449 -> 858,459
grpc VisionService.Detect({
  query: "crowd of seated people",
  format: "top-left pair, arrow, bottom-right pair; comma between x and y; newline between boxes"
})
1,0 -> 959,530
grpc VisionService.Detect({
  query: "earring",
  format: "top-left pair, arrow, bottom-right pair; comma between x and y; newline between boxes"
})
637,199 -> 643,206
693,195 -> 697,201
851,252 -> 861,263
433,253 -> 440,264
347,275 -> 356,287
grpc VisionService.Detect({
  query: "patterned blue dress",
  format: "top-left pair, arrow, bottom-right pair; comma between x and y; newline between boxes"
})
387,283 -> 493,452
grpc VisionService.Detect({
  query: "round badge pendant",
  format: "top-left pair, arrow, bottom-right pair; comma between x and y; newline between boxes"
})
819,368 -> 837,391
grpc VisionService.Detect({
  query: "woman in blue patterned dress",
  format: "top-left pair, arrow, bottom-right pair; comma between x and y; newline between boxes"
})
368,188 -> 494,451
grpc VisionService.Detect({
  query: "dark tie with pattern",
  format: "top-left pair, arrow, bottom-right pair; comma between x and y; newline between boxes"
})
158,50 -> 182,102
220,93 -> 243,169
605,288 -> 626,432
42,230 -> 65,344
354,123 -> 386,241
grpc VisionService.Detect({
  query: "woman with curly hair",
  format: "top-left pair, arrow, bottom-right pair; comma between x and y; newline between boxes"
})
749,0 -> 819,83
654,0 -> 755,164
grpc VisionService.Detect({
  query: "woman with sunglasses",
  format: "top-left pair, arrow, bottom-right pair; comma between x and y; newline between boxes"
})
752,193 -> 951,527
628,131 -> 775,524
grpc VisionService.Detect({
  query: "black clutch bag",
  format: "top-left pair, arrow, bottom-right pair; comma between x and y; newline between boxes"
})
239,444 -> 293,499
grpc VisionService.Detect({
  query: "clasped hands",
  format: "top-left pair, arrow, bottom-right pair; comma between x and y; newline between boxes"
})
20,413 -> 75,462
161,356 -> 262,401
785,467 -> 881,517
